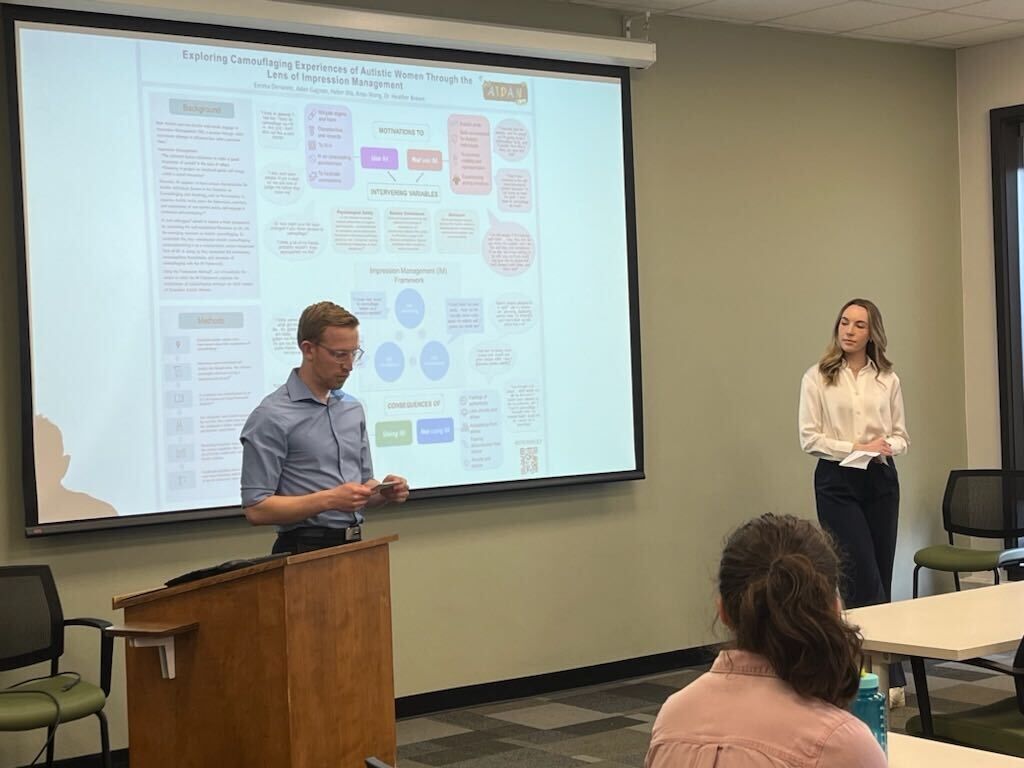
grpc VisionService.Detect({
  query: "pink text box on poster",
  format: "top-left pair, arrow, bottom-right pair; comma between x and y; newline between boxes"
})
407,149 -> 443,171
447,115 -> 492,195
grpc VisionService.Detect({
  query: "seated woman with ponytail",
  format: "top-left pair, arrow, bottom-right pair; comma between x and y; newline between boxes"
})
645,514 -> 885,768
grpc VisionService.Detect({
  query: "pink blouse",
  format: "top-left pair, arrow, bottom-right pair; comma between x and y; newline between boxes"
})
645,650 -> 887,768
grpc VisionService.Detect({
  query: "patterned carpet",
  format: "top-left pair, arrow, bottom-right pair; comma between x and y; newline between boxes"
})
396,656 -> 1019,767
889,655 -> 1019,732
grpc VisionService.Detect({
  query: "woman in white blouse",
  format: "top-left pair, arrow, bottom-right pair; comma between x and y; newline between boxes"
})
798,298 -> 910,698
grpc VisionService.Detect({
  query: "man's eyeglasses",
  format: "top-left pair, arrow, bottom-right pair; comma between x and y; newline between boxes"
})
315,343 -> 365,364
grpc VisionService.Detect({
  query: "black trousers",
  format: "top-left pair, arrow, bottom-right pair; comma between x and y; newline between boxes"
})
815,457 -> 906,688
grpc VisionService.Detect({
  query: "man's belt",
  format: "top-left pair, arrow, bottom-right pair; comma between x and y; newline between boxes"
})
277,525 -> 361,545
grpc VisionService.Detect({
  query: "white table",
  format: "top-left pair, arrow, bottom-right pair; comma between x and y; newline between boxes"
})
890,733 -> 1024,767
846,581 -> 1024,734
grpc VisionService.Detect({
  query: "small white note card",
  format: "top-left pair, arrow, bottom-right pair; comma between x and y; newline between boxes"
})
839,450 -> 880,470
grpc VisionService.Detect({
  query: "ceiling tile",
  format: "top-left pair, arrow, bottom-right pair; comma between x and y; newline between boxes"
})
869,0 -> 984,10
838,29 -> 917,42
756,20 -> 838,32
546,0 -> 1024,47
930,18 -> 1024,44
567,0 -> 666,11
859,10 -> 1002,38
668,0 -> 840,23
949,1 -> 1024,21
569,0 -> 704,9
906,37 -> 961,46
769,1 -> 926,31
567,0 -> 706,10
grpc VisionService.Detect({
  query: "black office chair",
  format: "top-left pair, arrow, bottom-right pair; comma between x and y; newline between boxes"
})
912,470 -> 1024,598
0,565 -> 113,768
907,631 -> 1024,757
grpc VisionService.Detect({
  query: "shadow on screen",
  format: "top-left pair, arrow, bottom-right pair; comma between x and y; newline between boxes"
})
34,414 -> 118,523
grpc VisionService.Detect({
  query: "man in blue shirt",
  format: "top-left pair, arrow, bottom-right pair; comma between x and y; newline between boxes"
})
240,301 -> 409,554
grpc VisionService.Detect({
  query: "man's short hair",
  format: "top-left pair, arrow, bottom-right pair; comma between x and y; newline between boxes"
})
297,302 -> 359,346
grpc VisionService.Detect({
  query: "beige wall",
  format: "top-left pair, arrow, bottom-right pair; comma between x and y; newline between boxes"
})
0,3 -> 966,763
956,38 -> 1024,468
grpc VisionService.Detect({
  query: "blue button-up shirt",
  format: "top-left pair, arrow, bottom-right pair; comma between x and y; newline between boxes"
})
240,369 -> 373,531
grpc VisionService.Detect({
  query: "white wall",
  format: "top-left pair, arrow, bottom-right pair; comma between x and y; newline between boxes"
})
957,37 -> 1024,468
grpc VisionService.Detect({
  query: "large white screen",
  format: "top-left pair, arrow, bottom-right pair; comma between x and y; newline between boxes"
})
14,17 -> 641,529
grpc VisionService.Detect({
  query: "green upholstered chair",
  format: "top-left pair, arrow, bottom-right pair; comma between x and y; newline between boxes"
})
0,565 -> 113,768
906,632 -> 1024,757
912,470 -> 1024,598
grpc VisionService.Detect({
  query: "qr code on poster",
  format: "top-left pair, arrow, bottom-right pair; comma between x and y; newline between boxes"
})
519,446 -> 539,475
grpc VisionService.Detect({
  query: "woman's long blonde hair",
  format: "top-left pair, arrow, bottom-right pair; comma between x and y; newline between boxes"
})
818,298 -> 893,385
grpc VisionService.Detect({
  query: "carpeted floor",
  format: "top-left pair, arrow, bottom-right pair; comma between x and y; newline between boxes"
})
396,656 -> 1018,767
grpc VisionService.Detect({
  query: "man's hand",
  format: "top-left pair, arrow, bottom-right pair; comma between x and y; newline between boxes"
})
325,482 -> 373,511
377,474 -> 409,503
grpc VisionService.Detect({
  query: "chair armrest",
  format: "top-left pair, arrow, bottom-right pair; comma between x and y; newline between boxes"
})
64,617 -> 114,696
65,617 -> 112,630
998,547 -> 1024,568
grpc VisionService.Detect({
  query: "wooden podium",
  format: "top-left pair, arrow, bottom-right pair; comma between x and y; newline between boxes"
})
110,536 -> 398,768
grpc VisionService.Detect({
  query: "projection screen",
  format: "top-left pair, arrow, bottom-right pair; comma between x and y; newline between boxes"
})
7,7 -> 643,535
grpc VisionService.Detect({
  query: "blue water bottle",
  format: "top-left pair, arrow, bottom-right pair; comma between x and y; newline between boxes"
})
853,672 -> 888,756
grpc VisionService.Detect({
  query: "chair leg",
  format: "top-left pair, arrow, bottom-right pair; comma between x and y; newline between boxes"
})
913,565 -> 922,598
45,724 -> 56,768
995,568 -> 1001,585
97,710 -> 112,768
953,571 -> 961,591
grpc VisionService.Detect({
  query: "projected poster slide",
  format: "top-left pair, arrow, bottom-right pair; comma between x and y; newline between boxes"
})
143,55 -> 545,499
15,19 -> 639,528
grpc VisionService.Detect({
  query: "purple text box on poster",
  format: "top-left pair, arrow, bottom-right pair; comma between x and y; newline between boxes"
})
360,147 -> 399,169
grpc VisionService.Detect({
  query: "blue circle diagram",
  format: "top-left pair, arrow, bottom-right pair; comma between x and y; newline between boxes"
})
420,341 -> 450,381
375,342 -> 405,382
395,289 -> 425,329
